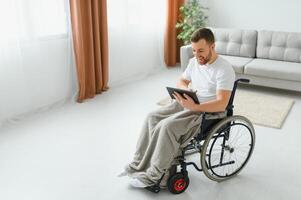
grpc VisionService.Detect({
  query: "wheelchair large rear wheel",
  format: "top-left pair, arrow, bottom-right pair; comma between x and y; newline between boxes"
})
200,115 -> 255,182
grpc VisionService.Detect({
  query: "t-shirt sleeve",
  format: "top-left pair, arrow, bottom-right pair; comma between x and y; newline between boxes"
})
182,58 -> 194,81
216,65 -> 236,91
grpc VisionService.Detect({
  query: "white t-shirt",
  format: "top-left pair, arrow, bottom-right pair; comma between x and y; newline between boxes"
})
182,56 -> 235,103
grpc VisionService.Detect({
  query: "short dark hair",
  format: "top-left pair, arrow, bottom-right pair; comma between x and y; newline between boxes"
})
190,28 -> 215,44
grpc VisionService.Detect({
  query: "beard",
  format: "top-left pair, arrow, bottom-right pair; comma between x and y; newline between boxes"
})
197,50 -> 212,65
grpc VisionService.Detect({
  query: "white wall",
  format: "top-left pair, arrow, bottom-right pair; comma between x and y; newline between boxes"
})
206,0 -> 301,32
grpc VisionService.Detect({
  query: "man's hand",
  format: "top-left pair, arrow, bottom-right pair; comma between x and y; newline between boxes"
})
173,92 -> 197,111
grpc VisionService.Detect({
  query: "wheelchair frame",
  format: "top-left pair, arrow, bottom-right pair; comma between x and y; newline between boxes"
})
146,79 -> 256,194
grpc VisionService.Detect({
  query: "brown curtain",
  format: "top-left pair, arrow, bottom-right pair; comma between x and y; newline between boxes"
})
164,0 -> 185,67
70,0 -> 109,102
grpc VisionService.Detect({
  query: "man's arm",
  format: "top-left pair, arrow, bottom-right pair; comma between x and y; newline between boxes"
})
193,90 -> 232,112
176,77 -> 191,90
173,89 -> 232,112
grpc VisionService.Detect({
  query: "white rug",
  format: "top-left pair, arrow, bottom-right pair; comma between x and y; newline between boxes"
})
233,89 -> 294,128
157,89 -> 294,129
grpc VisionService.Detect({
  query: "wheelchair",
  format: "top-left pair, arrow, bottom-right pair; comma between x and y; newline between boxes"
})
147,79 -> 256,194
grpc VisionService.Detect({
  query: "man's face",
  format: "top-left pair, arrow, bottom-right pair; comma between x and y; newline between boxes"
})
191,39 -> 215,65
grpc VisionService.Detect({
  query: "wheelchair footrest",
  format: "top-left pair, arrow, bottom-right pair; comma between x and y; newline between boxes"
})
145,185 -> 160,193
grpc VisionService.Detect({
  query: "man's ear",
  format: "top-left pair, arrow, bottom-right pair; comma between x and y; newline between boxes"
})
211,43 -> 215,50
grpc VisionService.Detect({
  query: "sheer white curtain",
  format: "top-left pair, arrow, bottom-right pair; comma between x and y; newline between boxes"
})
0,0 -> 76,126
107,0 -> 167,86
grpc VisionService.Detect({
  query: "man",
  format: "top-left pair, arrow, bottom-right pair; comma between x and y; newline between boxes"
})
120,28 -> 235,188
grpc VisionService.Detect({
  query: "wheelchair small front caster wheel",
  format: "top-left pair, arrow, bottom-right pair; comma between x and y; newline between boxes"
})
167,173 -> 189,194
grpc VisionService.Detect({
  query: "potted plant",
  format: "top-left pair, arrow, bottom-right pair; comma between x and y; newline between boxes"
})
176,0 -> 208,45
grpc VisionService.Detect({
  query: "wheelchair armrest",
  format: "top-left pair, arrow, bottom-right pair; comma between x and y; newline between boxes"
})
201,111 -> 227,120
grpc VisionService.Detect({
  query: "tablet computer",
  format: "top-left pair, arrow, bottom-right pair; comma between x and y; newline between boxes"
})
166,87 -> 200,104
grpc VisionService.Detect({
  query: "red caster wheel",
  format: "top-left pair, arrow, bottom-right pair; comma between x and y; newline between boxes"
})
167,173 -> 189,194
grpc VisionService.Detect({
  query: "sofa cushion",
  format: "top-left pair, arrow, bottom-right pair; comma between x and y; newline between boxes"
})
211,28 -> 257,58
244,58 -> 301,81
257,30 -> 301,63
180,45 -> 193,71
220,55 -> 253,74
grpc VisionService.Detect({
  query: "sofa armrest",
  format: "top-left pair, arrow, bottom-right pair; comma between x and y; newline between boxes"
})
180,45 -> 193,71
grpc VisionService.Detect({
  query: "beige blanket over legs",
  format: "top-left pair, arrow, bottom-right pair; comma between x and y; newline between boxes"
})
125,101 -> 202,186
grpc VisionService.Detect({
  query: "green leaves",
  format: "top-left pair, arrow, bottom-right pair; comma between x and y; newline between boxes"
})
176,0 -> 208,45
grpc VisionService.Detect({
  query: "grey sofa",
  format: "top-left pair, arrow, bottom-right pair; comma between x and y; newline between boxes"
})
180,28 -> 301,92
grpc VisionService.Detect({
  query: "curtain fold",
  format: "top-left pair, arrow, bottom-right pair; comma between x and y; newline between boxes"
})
164,0 -> 185,67
69,0 -> 109,102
